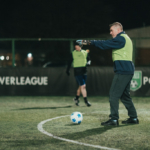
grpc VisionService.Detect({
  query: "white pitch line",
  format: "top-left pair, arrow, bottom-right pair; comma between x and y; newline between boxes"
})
37,115 -> 120,150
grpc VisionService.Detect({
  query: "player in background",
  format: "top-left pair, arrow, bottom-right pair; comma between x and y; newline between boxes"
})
66,42 -> 91,107
76,22 -> 139,126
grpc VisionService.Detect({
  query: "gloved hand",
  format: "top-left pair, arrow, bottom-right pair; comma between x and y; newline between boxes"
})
76,40 -> 91,45
87,60 -> 91,65
66,70 -> 70,76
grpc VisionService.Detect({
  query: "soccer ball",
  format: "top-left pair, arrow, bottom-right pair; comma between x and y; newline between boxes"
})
70,112 -> 83,124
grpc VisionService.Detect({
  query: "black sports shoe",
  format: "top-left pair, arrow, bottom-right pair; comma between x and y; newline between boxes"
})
85,101 -> 91,107
101,119 -> 119,126
73,98 -> 79,106
122,118 -> 139,124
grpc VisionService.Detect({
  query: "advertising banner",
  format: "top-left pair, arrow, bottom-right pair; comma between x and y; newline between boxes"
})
0,67 -> 149,96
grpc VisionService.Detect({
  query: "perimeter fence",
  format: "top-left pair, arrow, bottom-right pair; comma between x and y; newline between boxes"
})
0,37 -> 150,68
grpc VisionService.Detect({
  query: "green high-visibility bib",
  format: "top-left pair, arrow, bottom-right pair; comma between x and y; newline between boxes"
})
72,50 -> 87,68
112,34 -> 133,62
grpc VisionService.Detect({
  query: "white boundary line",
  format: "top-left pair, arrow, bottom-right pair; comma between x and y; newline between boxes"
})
37,115 -> 120,150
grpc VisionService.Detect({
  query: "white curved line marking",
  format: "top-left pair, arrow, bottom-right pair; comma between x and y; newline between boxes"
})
37,115 -> 120,150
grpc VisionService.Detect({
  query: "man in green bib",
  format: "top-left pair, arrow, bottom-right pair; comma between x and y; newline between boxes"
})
66,42 -> 91,107
76,22 -> 139,126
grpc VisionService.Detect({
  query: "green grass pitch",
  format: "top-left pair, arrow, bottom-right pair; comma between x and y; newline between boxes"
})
0,96 -> 150,150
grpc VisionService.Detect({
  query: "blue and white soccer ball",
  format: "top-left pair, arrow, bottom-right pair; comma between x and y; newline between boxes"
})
70,112 -> 83,124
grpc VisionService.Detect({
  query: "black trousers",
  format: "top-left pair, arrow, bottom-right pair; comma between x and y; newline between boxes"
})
109,74 -> 137,120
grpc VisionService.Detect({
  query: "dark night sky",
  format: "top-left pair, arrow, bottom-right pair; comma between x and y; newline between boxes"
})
0,0 -> 150,38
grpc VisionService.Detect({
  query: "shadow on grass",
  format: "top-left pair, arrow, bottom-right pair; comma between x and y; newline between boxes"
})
13,105 -> 72,110
0,139 -> 60,147
62,124 -> 138,140
65,123 -> 81,126
1,124 -> 139,148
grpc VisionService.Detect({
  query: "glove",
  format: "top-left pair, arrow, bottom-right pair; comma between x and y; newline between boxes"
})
87,60 -> 91,65
83,40 -> 91,45
76,40 -> 91,45
66,70 -> 70,76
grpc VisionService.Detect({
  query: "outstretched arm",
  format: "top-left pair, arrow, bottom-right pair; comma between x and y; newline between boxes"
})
76,36 -> 125,50
90,36 -> 125,50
